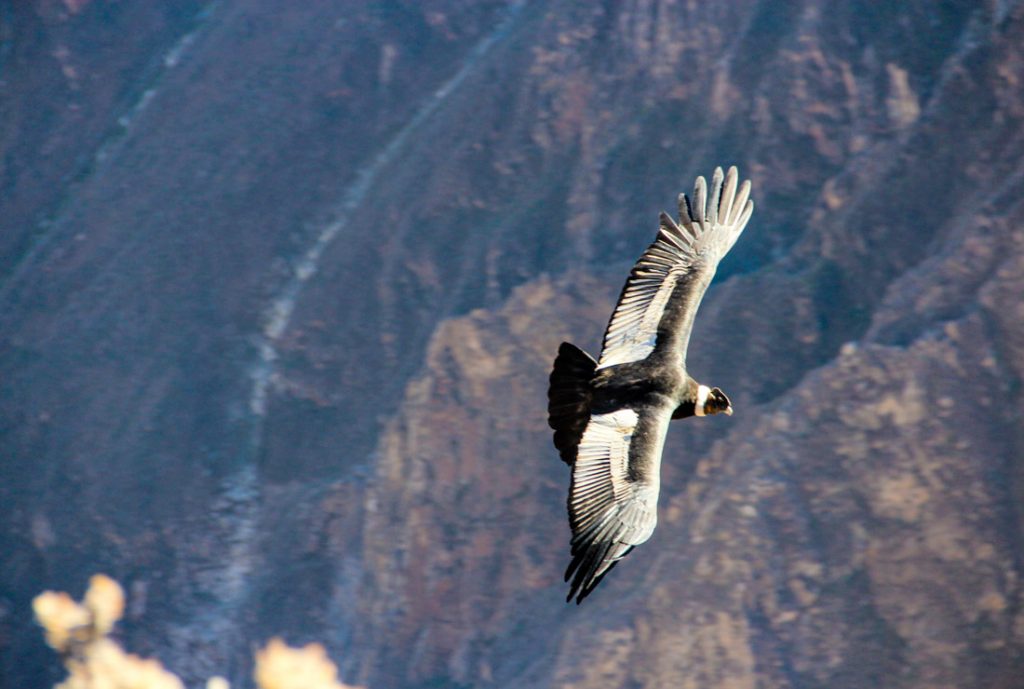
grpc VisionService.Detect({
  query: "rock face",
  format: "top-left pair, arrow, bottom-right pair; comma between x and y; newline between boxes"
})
2,1 -> 1023,688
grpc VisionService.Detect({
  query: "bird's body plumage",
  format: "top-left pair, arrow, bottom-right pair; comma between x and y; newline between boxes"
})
548,166 -> 754,603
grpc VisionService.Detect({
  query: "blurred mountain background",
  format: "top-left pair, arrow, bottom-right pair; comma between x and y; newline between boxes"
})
2,1 -> 1023,687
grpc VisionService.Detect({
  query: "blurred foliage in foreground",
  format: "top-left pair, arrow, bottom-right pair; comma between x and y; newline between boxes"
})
33,575 -> 364,689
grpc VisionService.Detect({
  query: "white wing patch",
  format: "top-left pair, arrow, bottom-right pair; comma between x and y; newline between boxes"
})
597,266 -> 685,369
565,406 -> 667,602
576,409 -> 638,475
571,409 -> 639,523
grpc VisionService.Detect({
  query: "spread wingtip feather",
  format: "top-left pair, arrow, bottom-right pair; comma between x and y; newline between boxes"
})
693,175 -> 707,224
664,166 -> 755,258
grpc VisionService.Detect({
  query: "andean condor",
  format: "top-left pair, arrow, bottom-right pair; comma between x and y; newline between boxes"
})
547,166 -> 755,604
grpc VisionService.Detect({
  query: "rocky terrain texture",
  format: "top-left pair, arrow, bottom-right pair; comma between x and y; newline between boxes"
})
2,1 -> 1023,688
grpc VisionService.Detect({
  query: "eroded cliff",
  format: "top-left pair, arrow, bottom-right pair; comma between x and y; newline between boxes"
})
2,1 -> 1022,688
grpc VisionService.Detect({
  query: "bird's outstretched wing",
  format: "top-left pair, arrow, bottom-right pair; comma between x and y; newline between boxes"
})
597,166 -> 754,369
564,404 -> 672,603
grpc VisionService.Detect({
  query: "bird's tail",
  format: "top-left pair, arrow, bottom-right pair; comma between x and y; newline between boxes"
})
547,342 -> 597,465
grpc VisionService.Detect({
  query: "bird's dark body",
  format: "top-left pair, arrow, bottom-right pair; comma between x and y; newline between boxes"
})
589,275 -> 706,414
590,361 -> 696,483
548,166 -> 754,603
590,361 -> 682,414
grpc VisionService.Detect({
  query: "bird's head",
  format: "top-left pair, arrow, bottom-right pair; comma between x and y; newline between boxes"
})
696,385 -> 733,417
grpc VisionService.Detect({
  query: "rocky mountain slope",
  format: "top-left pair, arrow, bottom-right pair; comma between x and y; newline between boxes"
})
2,1 -> 1022,688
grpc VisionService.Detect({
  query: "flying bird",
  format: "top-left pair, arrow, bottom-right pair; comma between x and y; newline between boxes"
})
547,166 -> 754,604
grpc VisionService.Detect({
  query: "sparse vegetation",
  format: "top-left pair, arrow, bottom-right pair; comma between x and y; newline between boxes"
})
33,575 -> 363,689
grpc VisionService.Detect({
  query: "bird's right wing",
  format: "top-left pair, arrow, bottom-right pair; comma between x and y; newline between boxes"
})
564,404 -> 672,603
597,166 -> 754,369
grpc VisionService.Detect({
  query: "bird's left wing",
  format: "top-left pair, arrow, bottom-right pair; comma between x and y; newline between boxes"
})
564,404 -> 672,603
598,166 -> 754,369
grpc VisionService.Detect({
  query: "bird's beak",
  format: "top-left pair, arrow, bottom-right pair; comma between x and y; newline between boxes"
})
724,406 -> 733,416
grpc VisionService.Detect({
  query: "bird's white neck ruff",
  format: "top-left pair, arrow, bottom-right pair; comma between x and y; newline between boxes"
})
695,384 -> 711,417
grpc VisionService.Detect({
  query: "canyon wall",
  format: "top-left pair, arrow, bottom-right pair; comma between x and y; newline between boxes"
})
2,1 -> 1022,687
